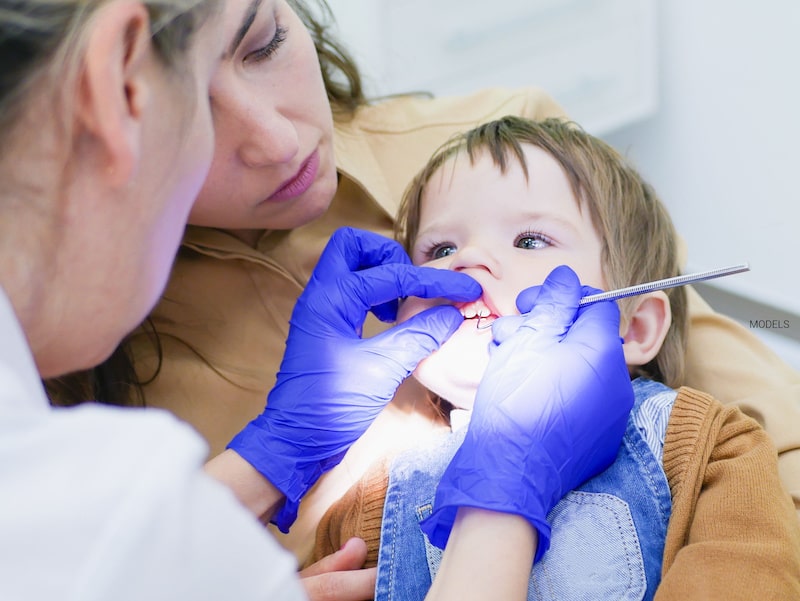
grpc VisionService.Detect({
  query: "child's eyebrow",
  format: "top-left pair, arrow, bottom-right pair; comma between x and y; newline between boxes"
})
514,211 -> 582,235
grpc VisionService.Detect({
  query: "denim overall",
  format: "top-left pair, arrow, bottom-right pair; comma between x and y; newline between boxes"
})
374,378 -> 675,601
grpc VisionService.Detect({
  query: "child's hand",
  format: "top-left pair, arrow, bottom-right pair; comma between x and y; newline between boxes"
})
420,265 -> 634,562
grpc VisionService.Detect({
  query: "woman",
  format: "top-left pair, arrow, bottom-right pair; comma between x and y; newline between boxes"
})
47,0 -> 799,560
1,1 -> 633,599
0,1 -> 306,597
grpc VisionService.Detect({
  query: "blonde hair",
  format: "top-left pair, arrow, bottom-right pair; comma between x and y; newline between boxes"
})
0,0 -> 212,407
288,0 -> 366,118
0,0 -> 214,141
397,116 -> 688,388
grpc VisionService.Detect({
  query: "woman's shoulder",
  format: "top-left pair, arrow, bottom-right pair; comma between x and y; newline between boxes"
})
339,86 -> 567,136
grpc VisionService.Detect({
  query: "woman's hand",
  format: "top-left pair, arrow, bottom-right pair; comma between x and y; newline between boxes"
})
228,227 -> 481,531
421,265 -> 634,561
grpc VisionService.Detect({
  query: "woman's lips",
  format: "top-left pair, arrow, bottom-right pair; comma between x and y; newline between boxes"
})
267,149 -> 320,202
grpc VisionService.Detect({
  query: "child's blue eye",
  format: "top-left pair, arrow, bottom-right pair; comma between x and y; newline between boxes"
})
515,232 -> 552,250
426,244 -> 457,260
432,245 -> 457,259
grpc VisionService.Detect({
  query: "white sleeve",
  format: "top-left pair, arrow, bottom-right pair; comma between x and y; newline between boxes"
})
0,405 -> 307,601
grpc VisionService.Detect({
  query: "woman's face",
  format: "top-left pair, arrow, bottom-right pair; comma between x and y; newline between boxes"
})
189,0 -> 338,231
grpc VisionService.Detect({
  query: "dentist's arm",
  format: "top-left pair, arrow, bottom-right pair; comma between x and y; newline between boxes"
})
204,450 -> 283,522
427,508 -> 537,601
220,227 -> 481,528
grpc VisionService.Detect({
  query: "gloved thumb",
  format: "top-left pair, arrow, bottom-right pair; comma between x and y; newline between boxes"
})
492,265 -> 582,345
521,265 -> 582,329
371,305 -> 464,373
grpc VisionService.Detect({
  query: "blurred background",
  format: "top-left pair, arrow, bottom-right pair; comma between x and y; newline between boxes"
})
326,0 -> 800,369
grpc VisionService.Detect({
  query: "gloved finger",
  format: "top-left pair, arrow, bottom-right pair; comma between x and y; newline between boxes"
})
489,313 -> 527,346
315,227 -> 412,282
515,265 -> 582,335
370,298 -> 398,323
516,282 -> 606,314
342,264 -> 481,314
564,296 -> 623,348
499,277 -> 604,344
487,267 -> 582,352
369,305 -> 465,373
298,264 -> 479,337
514,285 -> 542,314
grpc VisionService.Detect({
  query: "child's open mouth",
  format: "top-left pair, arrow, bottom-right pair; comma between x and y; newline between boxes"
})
458,300 -> 499,329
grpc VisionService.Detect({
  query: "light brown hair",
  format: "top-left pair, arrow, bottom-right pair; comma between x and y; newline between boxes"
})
396,116 -> 687,387
289,0 -> 366,118
0,0 -> 215,143
2,0 -> 215,407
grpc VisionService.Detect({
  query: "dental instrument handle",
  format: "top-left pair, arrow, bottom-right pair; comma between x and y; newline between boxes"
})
578,263 -> 750,307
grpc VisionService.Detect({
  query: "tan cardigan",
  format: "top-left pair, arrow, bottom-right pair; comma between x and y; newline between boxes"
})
311,387 -> 800,600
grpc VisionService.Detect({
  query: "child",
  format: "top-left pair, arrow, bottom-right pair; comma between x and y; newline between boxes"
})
310,117 -> 800,600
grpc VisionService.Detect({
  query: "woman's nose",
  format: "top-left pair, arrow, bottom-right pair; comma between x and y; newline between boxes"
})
448,245 -> 502,278
238,109 -> 300,168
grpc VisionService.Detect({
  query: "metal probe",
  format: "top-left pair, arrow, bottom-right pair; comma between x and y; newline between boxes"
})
578,263 -> 750,307
475,263 -> 750,329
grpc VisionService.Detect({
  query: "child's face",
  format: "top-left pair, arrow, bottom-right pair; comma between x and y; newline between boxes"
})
398,144 -> 608,410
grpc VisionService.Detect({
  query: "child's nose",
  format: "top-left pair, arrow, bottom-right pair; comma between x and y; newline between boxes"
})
449,245 -> 502,278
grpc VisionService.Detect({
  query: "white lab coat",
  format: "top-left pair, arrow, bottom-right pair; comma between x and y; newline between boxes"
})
0,288 -> 306,601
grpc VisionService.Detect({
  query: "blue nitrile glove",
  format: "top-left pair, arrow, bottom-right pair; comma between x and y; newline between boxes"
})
228,227 -> 482,532
420,265 -> 634,562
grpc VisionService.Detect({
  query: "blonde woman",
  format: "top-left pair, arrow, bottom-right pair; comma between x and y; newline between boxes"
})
1,2 -> 638,599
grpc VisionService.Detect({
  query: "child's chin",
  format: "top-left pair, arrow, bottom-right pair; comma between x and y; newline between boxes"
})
412,333 -> 489,411
414,371 -> 477,412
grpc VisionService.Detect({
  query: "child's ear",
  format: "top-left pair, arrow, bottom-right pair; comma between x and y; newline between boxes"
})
621,291 -> 671,367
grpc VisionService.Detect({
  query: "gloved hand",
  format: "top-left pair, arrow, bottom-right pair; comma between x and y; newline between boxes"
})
228,227 -> 482,531
420,265 -> 634,562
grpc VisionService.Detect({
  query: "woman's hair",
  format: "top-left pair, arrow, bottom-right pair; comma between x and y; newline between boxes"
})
0,0 -> 215,143
0,0 -> 212,407
47,322 -> 162,407
288,0 -> 366,118
397,116 -> 688,388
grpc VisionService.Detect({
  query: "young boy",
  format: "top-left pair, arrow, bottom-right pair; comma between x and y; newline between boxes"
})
310,117 -> 800,600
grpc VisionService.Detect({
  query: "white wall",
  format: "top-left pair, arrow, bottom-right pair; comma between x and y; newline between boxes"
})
327,0 -> 658,135
603,0 -> 800,318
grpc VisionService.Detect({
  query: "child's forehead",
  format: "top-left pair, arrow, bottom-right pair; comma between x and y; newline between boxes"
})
425,144 -> 581,205
437,143 -> 549,178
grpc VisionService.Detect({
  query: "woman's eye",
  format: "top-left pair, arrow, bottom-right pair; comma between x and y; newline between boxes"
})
515,232 -> 552,250
245,24 -> 287,63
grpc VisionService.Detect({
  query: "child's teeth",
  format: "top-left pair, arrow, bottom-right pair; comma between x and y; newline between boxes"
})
478,308 -> 490,318
464,307 -> 477,318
